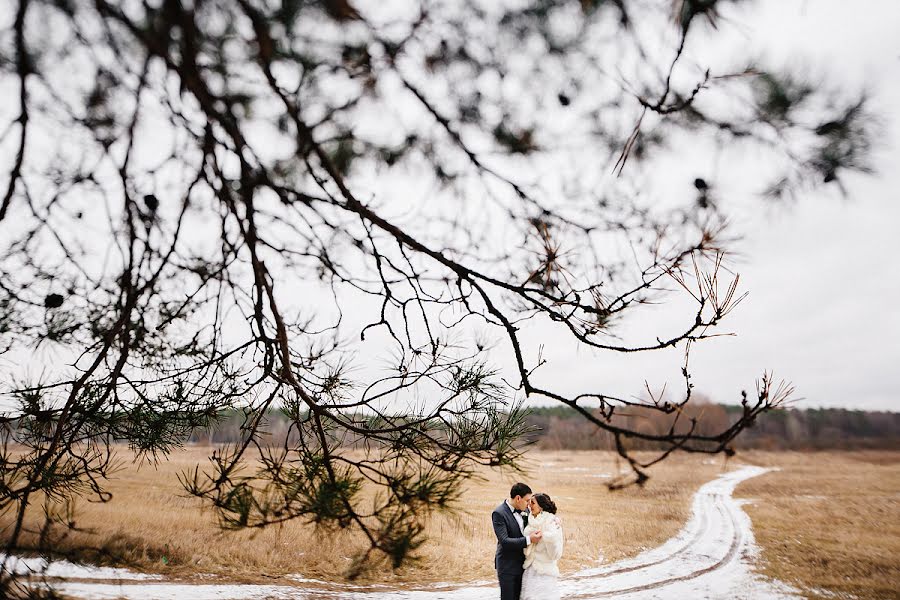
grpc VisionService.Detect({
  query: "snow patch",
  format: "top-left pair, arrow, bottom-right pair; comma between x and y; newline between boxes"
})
1,555 -> 163,581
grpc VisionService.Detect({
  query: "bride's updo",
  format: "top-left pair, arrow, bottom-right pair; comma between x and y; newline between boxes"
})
533,493 -> 558,514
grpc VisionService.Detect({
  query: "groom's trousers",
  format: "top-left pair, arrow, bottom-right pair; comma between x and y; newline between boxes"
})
497,569 -> 523,600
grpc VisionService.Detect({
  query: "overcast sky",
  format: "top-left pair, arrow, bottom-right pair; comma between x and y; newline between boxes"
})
523,0 -> 900,412
1,0 -> 896,414
668,0 -> 900,411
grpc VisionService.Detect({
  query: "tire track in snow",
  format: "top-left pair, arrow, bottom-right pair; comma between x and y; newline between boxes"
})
565,489 -> 713,582
565,492 -> 742,597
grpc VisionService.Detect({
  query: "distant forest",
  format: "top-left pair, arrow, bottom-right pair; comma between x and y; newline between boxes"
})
522,404 -> 900,451
188,403 -> 899,451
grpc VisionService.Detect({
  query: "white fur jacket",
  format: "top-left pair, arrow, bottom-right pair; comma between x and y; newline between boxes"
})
522,511 -> 564,576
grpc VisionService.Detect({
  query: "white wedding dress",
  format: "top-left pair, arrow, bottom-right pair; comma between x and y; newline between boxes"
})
521,511 -> 564,600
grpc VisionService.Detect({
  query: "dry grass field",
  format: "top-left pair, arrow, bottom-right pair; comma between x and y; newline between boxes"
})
734,450 -> 900,600
3,446 -> 898,600
3,447 -> 729,584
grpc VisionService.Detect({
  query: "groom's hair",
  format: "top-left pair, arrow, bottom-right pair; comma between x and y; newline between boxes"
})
510,482 -> 532,499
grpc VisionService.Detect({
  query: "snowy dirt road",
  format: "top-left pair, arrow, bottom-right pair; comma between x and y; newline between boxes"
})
15,464 -> 801,599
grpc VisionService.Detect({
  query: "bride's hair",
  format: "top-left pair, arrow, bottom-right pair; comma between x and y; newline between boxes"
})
533,493 -> 558,514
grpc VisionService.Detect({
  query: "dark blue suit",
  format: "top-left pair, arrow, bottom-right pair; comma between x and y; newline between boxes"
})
492,501 -> 528,600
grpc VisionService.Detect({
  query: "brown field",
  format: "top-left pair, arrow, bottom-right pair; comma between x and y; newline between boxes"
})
3,447 -> 729,584
734,450 -> 900,600
3,447 -> 899,599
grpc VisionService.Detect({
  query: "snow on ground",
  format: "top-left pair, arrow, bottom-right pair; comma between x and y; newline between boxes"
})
13,464 -> 801,599
1,555 -> 163,581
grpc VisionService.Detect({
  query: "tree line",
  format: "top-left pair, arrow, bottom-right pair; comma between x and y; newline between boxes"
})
524,403 -> 900,451
186,403 -> 899,452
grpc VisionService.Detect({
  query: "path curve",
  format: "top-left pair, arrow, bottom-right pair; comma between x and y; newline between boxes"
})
19,464 -> 801,599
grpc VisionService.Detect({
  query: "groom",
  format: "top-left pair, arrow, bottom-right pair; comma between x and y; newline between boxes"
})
492,482 -> 542,600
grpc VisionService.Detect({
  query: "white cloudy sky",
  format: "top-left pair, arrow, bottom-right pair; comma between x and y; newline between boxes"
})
525,0 -> 900,411
671,0 -> 900,411
1,0 -> 896,414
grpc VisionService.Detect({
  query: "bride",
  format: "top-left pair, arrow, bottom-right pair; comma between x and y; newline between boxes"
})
521,492 -> 564,600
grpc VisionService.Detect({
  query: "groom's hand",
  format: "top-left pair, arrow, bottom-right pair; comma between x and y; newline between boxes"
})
529,531 -> 543,544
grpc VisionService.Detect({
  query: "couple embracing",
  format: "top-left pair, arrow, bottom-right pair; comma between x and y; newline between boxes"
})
491,482 -> 564,600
